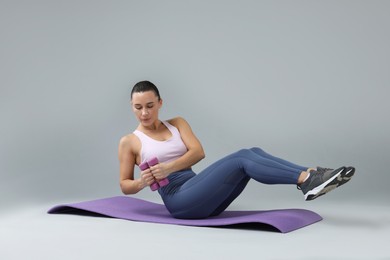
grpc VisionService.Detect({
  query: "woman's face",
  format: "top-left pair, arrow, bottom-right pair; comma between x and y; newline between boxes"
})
131,91 -> 162,127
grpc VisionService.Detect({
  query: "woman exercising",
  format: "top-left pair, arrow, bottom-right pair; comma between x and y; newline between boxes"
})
118,81 -> 355,219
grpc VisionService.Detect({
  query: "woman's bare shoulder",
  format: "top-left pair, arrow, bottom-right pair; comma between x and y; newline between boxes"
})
167,116 -> 188,127
119,133 -> 140,151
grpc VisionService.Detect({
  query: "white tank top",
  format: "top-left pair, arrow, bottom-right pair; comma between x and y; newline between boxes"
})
133,121 -> 188,164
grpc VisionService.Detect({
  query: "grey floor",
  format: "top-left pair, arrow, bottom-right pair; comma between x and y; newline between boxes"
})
1,193 -> 389,260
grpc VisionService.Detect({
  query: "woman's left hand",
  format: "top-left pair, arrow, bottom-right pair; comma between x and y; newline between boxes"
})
149,163 -> 170,181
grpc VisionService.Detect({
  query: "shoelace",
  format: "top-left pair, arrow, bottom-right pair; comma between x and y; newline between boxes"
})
316,167 -> 332,174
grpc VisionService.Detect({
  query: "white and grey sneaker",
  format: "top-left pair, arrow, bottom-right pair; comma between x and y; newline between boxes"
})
317,166 -> 355,187
298,167 -> 346,201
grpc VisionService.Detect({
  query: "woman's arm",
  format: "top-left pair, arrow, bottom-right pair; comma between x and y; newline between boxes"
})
150,117 -> 205,180
118,134 -> 154,194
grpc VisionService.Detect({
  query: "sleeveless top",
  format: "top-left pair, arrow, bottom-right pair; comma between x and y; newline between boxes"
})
133,121 -> 188,164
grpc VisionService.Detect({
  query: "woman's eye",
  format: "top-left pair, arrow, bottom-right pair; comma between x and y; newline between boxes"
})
147,105 -> 154,109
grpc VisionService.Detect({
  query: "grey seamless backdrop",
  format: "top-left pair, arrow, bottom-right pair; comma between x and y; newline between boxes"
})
1,1 -> 389,212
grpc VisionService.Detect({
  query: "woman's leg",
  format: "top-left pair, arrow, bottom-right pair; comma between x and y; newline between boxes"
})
249,147 -> 309,172
161,148 -> 303,219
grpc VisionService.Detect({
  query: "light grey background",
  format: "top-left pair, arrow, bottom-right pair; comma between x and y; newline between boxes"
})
1,1 -> 389,259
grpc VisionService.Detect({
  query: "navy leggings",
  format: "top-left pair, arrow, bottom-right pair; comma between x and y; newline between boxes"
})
158,147 -> 308,219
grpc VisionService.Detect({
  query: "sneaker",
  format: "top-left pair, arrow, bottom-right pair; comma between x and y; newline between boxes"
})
342,166 -> 355,184
317,166 -> 355,187
297,167 -> 346,201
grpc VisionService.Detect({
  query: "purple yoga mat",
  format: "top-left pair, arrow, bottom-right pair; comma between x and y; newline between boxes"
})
48,196 -> 322,233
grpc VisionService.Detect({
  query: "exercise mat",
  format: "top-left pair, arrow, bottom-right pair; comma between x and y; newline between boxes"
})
48,196 -> 322,233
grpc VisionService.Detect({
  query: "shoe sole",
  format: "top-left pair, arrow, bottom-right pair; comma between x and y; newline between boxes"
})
305,167 -> 345,201
338,166 -> 355,187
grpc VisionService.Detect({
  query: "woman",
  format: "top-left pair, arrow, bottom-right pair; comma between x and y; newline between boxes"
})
118,81 -> 355,219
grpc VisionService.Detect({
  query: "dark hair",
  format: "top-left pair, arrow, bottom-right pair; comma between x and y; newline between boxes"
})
131,81 -> 161,101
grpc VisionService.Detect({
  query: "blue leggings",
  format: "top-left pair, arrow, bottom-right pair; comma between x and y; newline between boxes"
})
158,147 -> 308,219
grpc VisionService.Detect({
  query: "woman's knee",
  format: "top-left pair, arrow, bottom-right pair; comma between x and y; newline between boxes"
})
234,147 -> 265,158
249,147 -> 265,153
235,148 -> 253,156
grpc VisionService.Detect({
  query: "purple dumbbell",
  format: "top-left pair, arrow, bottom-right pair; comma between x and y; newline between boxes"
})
147,157 -> 169,188
139,161 -> 160,191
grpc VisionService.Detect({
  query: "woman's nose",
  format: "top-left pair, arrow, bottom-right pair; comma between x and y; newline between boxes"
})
142,108 -> 149,115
